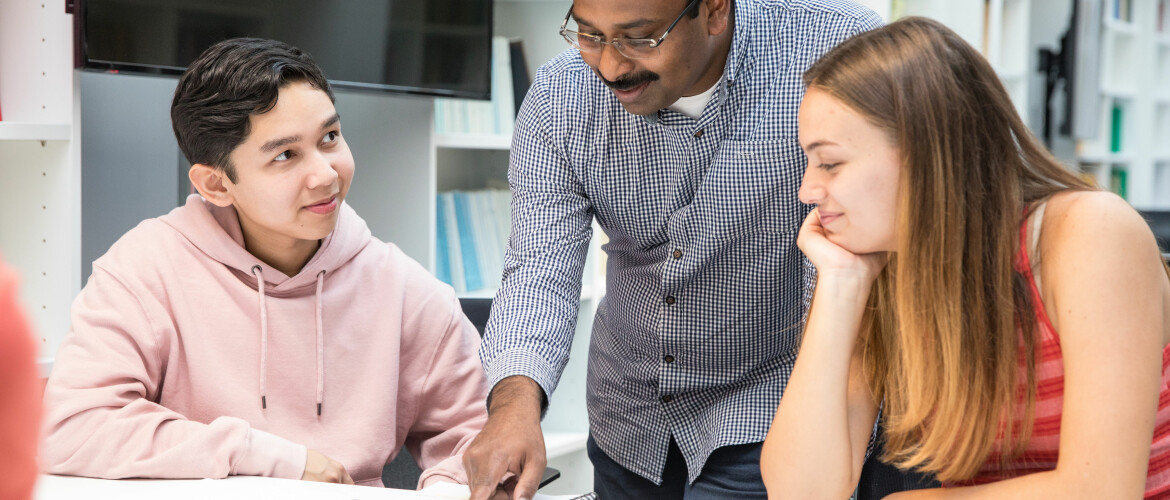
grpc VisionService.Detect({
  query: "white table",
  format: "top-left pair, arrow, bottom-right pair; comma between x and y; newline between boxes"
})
34,475 -> 582,500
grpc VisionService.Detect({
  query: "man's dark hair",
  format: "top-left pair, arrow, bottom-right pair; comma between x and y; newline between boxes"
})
684,0 -> 700,18
171,37 -> 334,182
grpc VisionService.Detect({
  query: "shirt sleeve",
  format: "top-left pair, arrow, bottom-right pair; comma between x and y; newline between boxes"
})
40,267 -> 306,480
478,66 -> 594,402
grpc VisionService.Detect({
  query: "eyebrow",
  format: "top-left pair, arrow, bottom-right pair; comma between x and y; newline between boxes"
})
803,140 -> 840,152
259,113 -> 341,154
572,13 -> 656,31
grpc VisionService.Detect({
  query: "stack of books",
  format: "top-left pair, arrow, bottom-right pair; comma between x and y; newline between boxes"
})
435,189 -> 512,294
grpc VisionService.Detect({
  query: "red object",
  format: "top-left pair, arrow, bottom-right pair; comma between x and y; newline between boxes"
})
0,259 -> 41,500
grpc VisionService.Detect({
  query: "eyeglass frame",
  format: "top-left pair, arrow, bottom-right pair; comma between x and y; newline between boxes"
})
558,0 -> 703,59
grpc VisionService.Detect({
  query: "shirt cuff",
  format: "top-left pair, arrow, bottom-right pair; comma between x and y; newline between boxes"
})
233,427 -> 307,479
484,347 -> 561,408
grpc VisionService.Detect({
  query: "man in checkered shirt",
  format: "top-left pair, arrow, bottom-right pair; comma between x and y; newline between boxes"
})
463,1 -> 882,498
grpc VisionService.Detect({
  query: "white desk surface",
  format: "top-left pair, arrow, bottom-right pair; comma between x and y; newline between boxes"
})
34,475 -> 582,500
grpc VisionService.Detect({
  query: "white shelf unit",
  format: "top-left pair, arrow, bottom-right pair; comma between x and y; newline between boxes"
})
0,122 -> 71,141
0,1 -> 80,377
1074,0 -> 1170,208
880,0 -> 1033,119
986,0 -> 1033,119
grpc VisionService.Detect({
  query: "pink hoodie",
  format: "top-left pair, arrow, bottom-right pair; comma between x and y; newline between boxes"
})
42,195 -> 489,487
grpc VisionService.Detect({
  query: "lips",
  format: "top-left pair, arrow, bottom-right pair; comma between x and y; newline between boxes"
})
818,210 -> 842,226
305,196 -> 338,215
610,81 -> 650,103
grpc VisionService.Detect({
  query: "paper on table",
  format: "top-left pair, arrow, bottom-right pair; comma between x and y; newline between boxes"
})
38,474 -> 436,500
35,475 -> 591,500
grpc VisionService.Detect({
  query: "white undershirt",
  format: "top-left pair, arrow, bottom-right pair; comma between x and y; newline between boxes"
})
667,75 -> 722,120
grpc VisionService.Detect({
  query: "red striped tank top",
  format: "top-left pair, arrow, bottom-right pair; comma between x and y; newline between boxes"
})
945,205 -> 1170,497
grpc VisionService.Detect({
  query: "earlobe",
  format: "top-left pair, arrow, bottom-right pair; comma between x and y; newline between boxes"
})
189,163 -> 234,207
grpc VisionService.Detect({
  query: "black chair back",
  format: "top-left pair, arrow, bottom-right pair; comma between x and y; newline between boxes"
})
1138,210 -> 1170,264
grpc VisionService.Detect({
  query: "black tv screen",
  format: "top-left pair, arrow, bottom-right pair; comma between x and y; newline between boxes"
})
76,0 -> 493,99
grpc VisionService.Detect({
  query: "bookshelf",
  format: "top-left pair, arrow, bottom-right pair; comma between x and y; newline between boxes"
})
873,0 -> 1033,118
1075,0 -> 1170,208
0,1 -> 79,377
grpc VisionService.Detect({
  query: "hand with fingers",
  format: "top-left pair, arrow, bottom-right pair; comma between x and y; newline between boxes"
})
301,448 -> 355,485
464,376 -> 547,500
797,208 -> 889,285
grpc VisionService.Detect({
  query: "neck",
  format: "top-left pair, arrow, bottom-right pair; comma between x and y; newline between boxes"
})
238,216 -> 320,278
687,15 -> 734,96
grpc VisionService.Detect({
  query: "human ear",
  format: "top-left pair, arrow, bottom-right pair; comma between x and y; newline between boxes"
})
704,0 -> 731,36
189,164 -> 235,208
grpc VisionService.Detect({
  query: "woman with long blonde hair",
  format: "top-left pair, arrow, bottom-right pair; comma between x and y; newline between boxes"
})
760,17 -> 1170,498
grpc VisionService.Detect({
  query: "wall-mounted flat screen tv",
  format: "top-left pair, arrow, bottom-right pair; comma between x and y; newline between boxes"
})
75,0 -> 493,99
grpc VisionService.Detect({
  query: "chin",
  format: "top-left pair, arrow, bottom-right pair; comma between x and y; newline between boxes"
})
619,101 -> 659,117
829,234 -> 884,256
300,222 -> 339,241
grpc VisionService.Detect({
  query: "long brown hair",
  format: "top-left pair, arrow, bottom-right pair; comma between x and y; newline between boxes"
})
803,17 -> 1093,481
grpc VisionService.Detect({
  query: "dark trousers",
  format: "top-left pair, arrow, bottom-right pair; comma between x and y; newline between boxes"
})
588,434 -> 768,500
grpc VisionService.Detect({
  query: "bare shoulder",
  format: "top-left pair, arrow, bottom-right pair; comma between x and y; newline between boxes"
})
1043,190 -> 1155,250
1040,190 -> 1163,283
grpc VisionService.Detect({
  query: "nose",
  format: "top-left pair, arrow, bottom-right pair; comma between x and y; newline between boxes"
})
595,43 -> 633,83
305,151 -> 339,190
798,164 -> 825,205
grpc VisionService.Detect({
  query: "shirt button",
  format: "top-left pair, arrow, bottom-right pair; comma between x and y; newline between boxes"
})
693,129 -> 704,138
664,296 -> 676,305
663,355 -> 675,364
671,249 -> 682,259
661,395 -> 674,403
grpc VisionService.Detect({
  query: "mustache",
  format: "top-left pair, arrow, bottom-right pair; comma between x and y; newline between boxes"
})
597,71 -> 660,91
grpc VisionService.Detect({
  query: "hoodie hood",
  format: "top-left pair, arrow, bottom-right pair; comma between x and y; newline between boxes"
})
160,194 -> 372,295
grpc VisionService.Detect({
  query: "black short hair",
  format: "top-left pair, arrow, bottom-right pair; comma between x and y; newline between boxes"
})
170,38 -> 334,182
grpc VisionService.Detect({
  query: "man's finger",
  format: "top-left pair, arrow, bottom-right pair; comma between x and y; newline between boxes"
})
467,459 -> 508,500
510,456 -> 546,500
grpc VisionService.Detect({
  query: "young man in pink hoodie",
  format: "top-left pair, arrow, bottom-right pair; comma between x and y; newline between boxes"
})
41,38 -> 491,489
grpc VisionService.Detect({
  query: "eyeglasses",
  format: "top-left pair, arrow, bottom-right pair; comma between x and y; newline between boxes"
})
559,0 -> 701,60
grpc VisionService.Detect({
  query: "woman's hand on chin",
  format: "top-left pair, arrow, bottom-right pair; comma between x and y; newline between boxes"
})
797,208 -> 889,285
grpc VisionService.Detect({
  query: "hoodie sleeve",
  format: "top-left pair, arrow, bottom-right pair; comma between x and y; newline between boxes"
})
400,289 -> 490,488
41,266 -> 307,480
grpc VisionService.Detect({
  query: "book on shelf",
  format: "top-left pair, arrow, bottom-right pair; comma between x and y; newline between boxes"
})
1160,0 -> 1167,32
1155,0 -> 1165,32
1110,166 -> 1128,199
438,193 -> 466,293
509,38 -> 532,117
435,36 -> 528,136
1111,103 -> 1124,153
435,193 -> 452,286
1114,0 -> 1133,22
453,192 -> 484,292
436,189 -> 512,294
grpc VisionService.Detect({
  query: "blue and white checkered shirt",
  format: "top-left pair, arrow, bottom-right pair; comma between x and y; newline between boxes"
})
482,0 -> 882,483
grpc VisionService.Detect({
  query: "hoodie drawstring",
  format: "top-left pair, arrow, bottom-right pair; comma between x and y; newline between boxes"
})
315,270 -> 326,416
252,265 -> 327,417
252,265 -> 269,410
